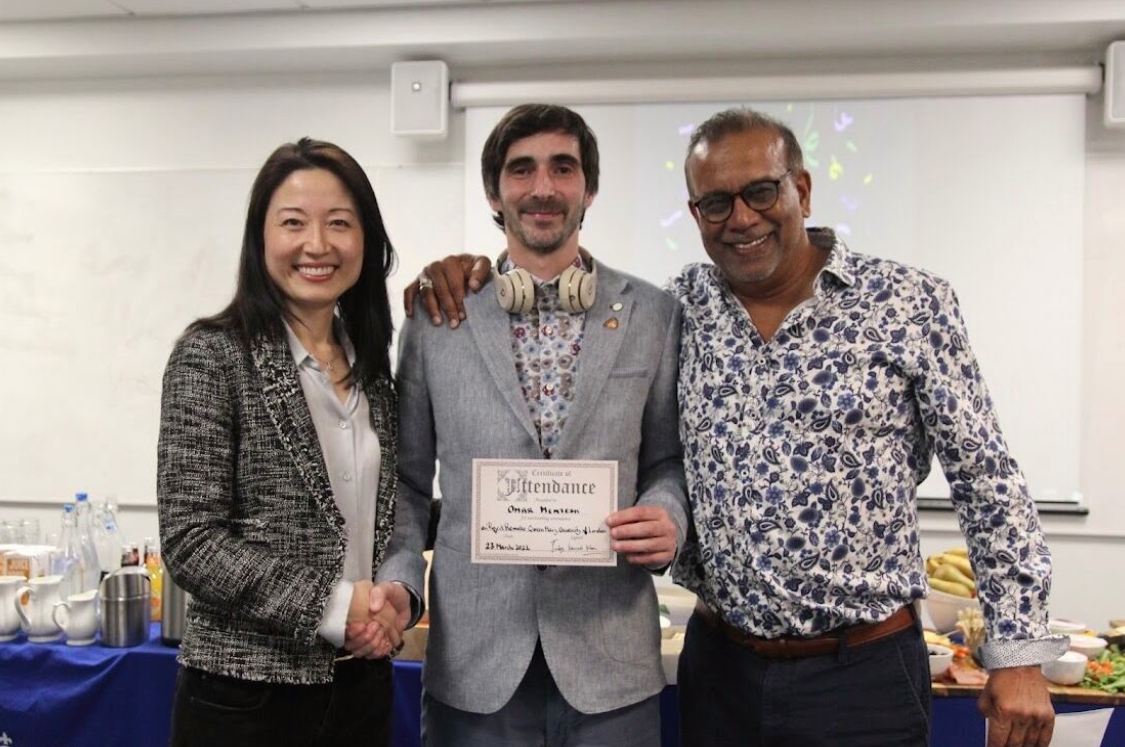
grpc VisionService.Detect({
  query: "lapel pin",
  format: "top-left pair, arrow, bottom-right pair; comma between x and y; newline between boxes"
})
611,302 -> 623,311
604,318 -> 619,330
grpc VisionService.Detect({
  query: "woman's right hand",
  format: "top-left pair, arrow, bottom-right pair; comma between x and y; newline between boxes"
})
344,581 -> 407,659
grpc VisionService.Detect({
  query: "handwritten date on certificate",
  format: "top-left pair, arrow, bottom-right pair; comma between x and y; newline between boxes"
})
471,459 -> 617,566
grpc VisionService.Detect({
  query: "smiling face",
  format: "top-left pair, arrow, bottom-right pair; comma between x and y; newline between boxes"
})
263,168 -> 364,317
687,128 -> 812,297
488,130 -> 595,260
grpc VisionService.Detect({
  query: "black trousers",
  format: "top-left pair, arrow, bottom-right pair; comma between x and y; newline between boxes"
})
169,658 -> 392,747
678,611 -> 931,747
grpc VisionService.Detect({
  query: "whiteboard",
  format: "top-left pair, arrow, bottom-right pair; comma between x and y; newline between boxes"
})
464,96 -> 1086,501
0,170 -> 249,503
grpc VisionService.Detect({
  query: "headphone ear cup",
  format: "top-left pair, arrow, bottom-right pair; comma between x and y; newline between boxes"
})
559,265 -> 597,313
494,267 -> 535,315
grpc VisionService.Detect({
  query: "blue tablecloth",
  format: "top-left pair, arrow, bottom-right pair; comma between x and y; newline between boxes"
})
1,625 -> 1122,746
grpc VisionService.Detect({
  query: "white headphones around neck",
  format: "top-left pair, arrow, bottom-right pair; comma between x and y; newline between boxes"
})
492,251 -> 597,315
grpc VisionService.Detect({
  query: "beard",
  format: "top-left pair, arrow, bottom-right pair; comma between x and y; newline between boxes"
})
501,197 -> 584,255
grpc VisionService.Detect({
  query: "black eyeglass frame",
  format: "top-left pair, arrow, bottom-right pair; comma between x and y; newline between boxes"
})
690,169 -> 794,224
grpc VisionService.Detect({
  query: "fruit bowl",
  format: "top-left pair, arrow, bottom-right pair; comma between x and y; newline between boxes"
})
924,587 -> 981,633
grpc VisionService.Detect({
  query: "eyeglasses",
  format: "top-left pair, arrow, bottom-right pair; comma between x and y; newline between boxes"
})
691,170 -> 793,223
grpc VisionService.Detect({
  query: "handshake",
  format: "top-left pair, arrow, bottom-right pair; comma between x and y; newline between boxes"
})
343,580 -> 412,659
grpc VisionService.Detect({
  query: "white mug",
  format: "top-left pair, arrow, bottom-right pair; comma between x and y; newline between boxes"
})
14,574 -> 64,642
0,575 -> 25,641
53,589 -> 99,646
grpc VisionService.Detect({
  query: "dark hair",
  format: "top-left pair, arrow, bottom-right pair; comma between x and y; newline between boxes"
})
481,103 -> 600,229
192,137 -> 396,386
685,108 -> 805,194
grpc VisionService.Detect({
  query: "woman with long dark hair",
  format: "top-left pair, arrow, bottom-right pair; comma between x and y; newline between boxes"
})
157,138 -> 410,746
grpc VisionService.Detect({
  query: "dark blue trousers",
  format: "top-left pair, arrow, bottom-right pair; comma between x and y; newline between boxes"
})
678,610 -> 931,747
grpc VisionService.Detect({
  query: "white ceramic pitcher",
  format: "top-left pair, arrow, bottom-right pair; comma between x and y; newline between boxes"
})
14,574 -> 64,642
0,575 -> 26,641
53,589 -> 99,646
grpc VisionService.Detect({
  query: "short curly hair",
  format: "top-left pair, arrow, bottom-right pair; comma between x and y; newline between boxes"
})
481,104 -> 600,229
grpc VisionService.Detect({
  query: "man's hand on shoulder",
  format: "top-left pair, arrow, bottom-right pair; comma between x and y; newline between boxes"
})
404,254 -> 492,327
979,665 -> 1055,747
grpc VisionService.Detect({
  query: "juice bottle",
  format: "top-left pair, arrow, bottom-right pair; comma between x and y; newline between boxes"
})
144,538 -> 163,622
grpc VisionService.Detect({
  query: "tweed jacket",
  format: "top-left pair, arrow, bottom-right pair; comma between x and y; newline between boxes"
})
157,324 -> 397,684
377,261 -> 689,714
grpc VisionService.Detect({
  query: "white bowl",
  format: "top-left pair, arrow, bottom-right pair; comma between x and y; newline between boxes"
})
1048,618 -> 1087,635
1068,634 -> 1107,659
928,643 -> 954,678
1042,651 -> 1088,685
924,588 -> 982,633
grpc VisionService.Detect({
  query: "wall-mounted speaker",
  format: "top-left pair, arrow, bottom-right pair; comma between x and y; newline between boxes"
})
1106,41 -> 1125,129
391,60 -> 449,139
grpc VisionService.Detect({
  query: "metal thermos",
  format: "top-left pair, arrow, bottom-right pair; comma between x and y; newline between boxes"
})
99,567 -> 151,647
160,566 -> 190,647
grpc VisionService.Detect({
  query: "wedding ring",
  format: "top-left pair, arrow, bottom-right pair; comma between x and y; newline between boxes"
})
417,274 -> 434,292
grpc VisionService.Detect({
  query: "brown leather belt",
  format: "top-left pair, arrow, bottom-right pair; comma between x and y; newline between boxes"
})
694,601 -> 916,659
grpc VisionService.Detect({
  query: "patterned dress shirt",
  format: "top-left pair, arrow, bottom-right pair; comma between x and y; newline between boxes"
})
670,228 -> 1066,669
504,255 -> 587,457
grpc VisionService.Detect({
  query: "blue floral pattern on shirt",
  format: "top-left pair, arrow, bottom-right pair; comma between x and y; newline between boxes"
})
669,229 -> 1058,658
506,257 -> 586,458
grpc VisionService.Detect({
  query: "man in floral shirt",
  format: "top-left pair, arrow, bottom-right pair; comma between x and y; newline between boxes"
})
410,107 -> 1066,747
670,108 -> 1065,747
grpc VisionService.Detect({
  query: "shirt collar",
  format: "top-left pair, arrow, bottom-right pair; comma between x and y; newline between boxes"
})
283,317 -> 356,370
499,252 -> 588,287
810,227 -> 855,289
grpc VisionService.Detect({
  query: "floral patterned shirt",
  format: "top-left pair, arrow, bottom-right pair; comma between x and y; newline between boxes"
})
670,228 -> 1066,669
505,256 -> 587,458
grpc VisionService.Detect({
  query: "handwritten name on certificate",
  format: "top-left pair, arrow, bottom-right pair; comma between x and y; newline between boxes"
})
471,459 -> 617,566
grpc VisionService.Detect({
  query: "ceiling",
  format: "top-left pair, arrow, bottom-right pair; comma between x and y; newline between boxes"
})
0,0 -> 601,22
1,0 -> 1123,81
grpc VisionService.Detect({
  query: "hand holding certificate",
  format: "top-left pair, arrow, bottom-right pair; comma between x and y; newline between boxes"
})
471,459 -> 617,566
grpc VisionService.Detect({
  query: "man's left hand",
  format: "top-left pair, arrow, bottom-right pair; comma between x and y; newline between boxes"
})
978,665 -> 1055,747
605,505 -> 677,566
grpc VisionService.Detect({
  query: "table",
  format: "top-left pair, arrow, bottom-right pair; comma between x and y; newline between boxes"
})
2,628 -> 1122,747
0,624 -> 179,747
931,682 -> 1125,747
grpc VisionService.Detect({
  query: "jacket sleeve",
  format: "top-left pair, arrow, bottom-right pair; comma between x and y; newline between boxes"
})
374,314 -> 432,609
635,300 -> 690,553
157,329 -> 338,647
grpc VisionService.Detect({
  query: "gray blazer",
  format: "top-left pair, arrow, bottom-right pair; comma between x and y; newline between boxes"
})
157,325 -> 397,684
377,262 -> 688,714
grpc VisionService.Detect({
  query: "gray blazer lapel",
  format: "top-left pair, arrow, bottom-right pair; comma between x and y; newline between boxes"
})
250,333 -> 344,537
555,267 -> 632,458
464,291 -> 540,444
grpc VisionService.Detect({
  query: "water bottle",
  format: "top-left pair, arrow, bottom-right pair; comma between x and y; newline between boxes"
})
95,498 -> 123,574
73,493 -> 101,592
53,504 -> 82,598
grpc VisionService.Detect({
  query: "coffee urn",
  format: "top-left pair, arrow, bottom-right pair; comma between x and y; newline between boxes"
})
160,566 -> 190,646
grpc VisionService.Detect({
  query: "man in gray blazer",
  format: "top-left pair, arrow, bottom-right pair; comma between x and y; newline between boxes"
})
377,104 -> 689,746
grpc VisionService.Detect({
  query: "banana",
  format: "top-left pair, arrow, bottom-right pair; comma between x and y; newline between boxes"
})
924,630 -> 953,647
940,553 -> 974,580
925,555 -> 944,575
929,577 -> 974,598
945,547 -> 969,558
935,563 -> 976,590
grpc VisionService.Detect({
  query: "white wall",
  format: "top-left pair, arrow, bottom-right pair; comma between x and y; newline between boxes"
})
0,72 -> 466,544
1,66 -> 1123,629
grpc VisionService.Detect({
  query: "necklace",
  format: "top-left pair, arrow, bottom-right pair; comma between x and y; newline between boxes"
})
313,346 -> 341,373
